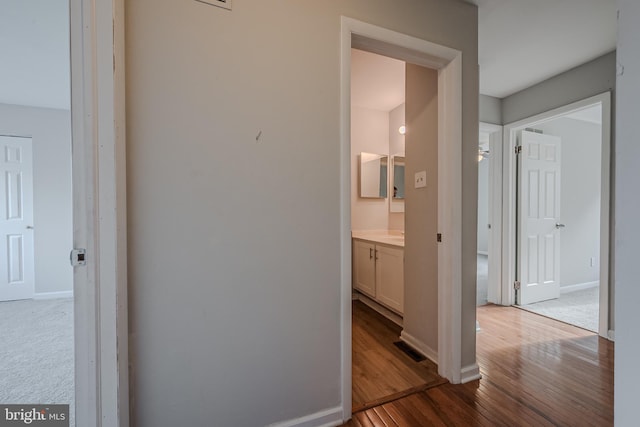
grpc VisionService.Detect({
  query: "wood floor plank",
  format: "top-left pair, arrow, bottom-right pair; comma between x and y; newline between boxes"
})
352,301 -> 444,411
343,304 -> 614,426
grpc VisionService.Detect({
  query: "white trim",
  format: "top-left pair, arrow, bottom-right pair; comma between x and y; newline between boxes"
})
267,406 -> 343,427
607,330 -> 615,341
355,293 -> 404,327
460,363 -> 482,384
400,331 -> 438,364
34,291 -> 74,300
501,92 -> 611,340
477,251 -> 489,256
340,16 -> 465,417
70,0 -> 128,425
480,122 -> 504,305
559,281 -> 599,294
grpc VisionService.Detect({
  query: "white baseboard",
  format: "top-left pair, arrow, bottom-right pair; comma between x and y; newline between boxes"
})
34,290 -> 74,300
477,251 -> 488,256
399,331 -> 438,365
560,281 -> 598,294
355,293 -> 403,327
607,330 -> 615,341
460,363 -> 482,384
267,406 -> 343,427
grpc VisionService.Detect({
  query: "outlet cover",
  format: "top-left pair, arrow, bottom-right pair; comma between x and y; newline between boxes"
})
198,0 -> 232,10
414,171 -> 427,188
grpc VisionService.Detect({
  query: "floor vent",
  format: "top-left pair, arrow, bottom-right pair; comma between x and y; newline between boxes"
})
393,341 -> 426,362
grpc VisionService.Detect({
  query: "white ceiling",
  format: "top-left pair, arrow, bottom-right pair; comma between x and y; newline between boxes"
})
0,0 -> 70,110
0,1 -> 617,110
351,49 -> 405,112
476,0 -> 617,98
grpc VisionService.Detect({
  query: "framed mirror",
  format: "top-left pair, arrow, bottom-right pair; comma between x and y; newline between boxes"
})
390,155 -> 405,212
359,152 -> 388,198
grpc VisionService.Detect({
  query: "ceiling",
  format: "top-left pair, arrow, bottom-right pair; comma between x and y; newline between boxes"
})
351,49 -> 405,112
0,1 -> 617,110
475,0 -> 617,98
0,0 -> 70,110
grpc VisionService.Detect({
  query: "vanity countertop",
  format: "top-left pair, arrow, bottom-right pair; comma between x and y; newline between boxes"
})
351,230 -> 404,248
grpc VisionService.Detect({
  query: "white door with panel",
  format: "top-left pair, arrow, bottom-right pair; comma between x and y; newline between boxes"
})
0,136 -> 35,301
517,130 -> 562,305
353,240 -> 376,298
375,245 -> 404,313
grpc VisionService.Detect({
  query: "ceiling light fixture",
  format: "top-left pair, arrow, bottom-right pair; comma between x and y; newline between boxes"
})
398,125 -> 406,135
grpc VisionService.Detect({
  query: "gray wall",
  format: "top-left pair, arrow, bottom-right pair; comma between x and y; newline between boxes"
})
537,118 -> 601,289
0,103 -> 73,296
502,51 -> 616,124
615,0 -> 640,423
479,94 -> 502,125
124,1 -> 478,425
404,64 -> 439,355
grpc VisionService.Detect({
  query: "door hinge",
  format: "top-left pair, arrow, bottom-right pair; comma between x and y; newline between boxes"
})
437,233 -> 442,243
70,249 -> 87,267
514,280 -> 521,290
515,145 -> 522,154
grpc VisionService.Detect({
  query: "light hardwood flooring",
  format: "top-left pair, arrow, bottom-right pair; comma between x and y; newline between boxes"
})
352,301 -> 446,412
345,304 -> 613,426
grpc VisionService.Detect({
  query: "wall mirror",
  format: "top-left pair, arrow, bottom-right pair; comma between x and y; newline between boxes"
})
390,154 -> 405,212
360,152 -> 388,198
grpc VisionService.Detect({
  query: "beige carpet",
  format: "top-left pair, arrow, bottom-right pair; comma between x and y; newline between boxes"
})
0,298 -> 74,425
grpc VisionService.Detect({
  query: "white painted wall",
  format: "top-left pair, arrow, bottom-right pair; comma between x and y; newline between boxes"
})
477,158 -> 489,253
0,103 -> 73,296
537,117 -> 601,289
388,103 -> 405,226
615,1 -> 640,423
351,106 -> 391,230
125,1 -> 478,425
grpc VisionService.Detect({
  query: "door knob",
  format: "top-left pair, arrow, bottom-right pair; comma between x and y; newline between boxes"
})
555,223 -> 566,229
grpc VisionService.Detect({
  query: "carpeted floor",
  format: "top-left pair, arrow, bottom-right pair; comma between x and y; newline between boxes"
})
520,286 -> 599,332
0,298 -> 74,425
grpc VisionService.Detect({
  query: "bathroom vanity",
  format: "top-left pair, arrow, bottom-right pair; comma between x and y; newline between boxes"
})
352,231 -> 404,316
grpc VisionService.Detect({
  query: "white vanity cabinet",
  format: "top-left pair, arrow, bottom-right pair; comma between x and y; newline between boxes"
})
353,238 -> 404,314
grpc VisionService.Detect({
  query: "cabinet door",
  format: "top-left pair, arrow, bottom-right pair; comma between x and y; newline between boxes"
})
353,240 -> 376,298
375,245 -> 404,313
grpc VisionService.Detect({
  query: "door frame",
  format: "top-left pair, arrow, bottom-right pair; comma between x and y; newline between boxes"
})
70,0 -> 128,425
500,92 -> 611,339
479,122 -> 503,304
340,17 -> 467,420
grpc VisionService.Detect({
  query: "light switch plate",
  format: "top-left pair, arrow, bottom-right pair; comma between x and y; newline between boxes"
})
198,0 -> 232,10
415,171 -> 427,188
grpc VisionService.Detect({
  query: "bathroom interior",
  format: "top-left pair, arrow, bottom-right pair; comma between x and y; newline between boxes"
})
350,48 -> 442,411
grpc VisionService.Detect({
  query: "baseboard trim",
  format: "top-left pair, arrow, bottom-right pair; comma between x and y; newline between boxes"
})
460,363 -> 482,384
560,281 -> 598,294
399,331 -> 438,365
608,330 -> 615,341
34,291 -> 74,300
355,293 -> 403,327
267,406 -> 343,427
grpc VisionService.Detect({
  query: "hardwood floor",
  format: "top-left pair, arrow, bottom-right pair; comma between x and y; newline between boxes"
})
344,304 -> 614,426
352,300 -> 446,412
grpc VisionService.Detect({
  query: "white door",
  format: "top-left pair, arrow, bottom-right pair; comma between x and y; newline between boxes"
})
375,245 -> 404,314
0,136 -> 35,301
517,131 -> 561,305
353,239 -> 376,298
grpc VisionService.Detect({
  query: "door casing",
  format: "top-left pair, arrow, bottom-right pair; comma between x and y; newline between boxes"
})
340,16 -> 471,421
70,0 -> 128,425
499,92 -> 612,339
